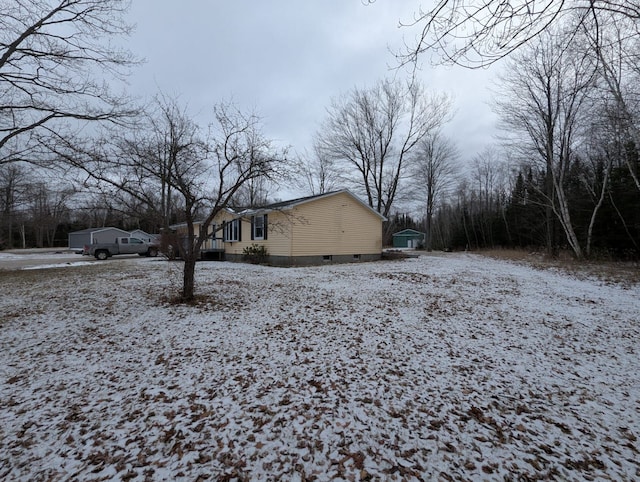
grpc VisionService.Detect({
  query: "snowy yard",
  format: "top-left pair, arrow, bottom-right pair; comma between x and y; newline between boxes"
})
1,252 -> 639,481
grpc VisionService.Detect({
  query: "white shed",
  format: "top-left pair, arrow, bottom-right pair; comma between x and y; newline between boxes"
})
129,229 -> 159,244
68,227 -> 131,252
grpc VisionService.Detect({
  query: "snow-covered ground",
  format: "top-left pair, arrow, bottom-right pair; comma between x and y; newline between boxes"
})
1,253 -> 639,481
0,250 -> 94,271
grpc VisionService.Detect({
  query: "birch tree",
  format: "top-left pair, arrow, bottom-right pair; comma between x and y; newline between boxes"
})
582,14 -> 640,192
495,29 -> 596,258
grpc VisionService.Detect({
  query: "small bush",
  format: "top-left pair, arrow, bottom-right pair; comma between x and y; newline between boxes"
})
243,243 -> 268,264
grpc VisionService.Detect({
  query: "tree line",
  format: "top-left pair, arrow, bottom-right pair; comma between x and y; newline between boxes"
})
409,15 -> 640,260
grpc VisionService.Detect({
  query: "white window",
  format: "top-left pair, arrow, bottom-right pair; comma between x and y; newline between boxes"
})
252,214 -> 267,240
223,219 -> 241,242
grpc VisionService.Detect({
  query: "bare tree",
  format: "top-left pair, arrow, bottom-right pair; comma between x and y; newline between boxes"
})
112,94 -> 200,230
59,97 -> 284,301
231,173 -> 274,208
27,181 -> 74,247
290,146 -> 341,196
412,131 -> 459,250
469,147 -> 511,247
393,0 -> 640,68
0,165 -> 27,248
316,78 -> 452,218
580,131 -> 613,258
172,102 -> 285,301
0,0 -> 138,166
578,70 -> 639,256
71,190 -> 130,229
0,164 -> 75,248
582,14 -> 640,191
495,29 -> 597,258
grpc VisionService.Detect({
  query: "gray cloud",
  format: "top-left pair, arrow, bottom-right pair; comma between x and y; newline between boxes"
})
126,1 -> 499,185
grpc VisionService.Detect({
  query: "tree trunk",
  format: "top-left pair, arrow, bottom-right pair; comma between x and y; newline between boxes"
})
586,163 -> 611,258
425,209 -> 433,251
554,183 -> 583,259
182,255 -> 197,302
462,209 -> 471,250
545,163 -> 556,258
6,212 -> 13,249
20,224 -> 26,248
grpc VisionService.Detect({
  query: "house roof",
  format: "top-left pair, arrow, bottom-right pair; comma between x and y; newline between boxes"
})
392,229 -> 425,237
171,190 -> 387,229
169,207 -> 236,230
240,190 -> 387,221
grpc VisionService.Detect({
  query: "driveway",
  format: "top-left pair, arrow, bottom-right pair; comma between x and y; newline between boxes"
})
0,249 -> 141,270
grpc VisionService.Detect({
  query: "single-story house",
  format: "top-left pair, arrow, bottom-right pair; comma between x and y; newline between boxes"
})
68,227 -> 131,252
170,190 -> 386,266
392,229 -> 425,248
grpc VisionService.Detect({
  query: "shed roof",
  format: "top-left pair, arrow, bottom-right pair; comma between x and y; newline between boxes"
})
392,229 -> 425,237
69,227 -> 130,235
130,229 -> 159,238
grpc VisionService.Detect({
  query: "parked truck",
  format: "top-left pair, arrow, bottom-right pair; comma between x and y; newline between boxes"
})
85,237 -> 159,260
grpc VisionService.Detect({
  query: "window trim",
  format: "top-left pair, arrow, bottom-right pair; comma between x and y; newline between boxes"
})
251,214 -> 268,241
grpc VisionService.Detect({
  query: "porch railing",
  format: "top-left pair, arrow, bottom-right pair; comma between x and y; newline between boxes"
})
202,237 -> 224,251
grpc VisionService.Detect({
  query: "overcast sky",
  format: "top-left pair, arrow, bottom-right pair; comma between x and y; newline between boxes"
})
124,1 -> 499,197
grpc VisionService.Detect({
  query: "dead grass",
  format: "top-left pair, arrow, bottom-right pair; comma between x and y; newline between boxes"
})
475,248 -> 640,287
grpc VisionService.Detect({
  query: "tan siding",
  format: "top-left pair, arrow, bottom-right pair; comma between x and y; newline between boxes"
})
290,192 -> 382,256
263,211 -> 292,257
216,210 -> 292,257
186,191 -> 382,260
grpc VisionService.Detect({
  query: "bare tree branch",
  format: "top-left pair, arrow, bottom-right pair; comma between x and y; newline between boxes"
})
316,78 -> 453,218
0,0 -> 139,166
394,0 -> 640,68
51,95 -> 286,301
